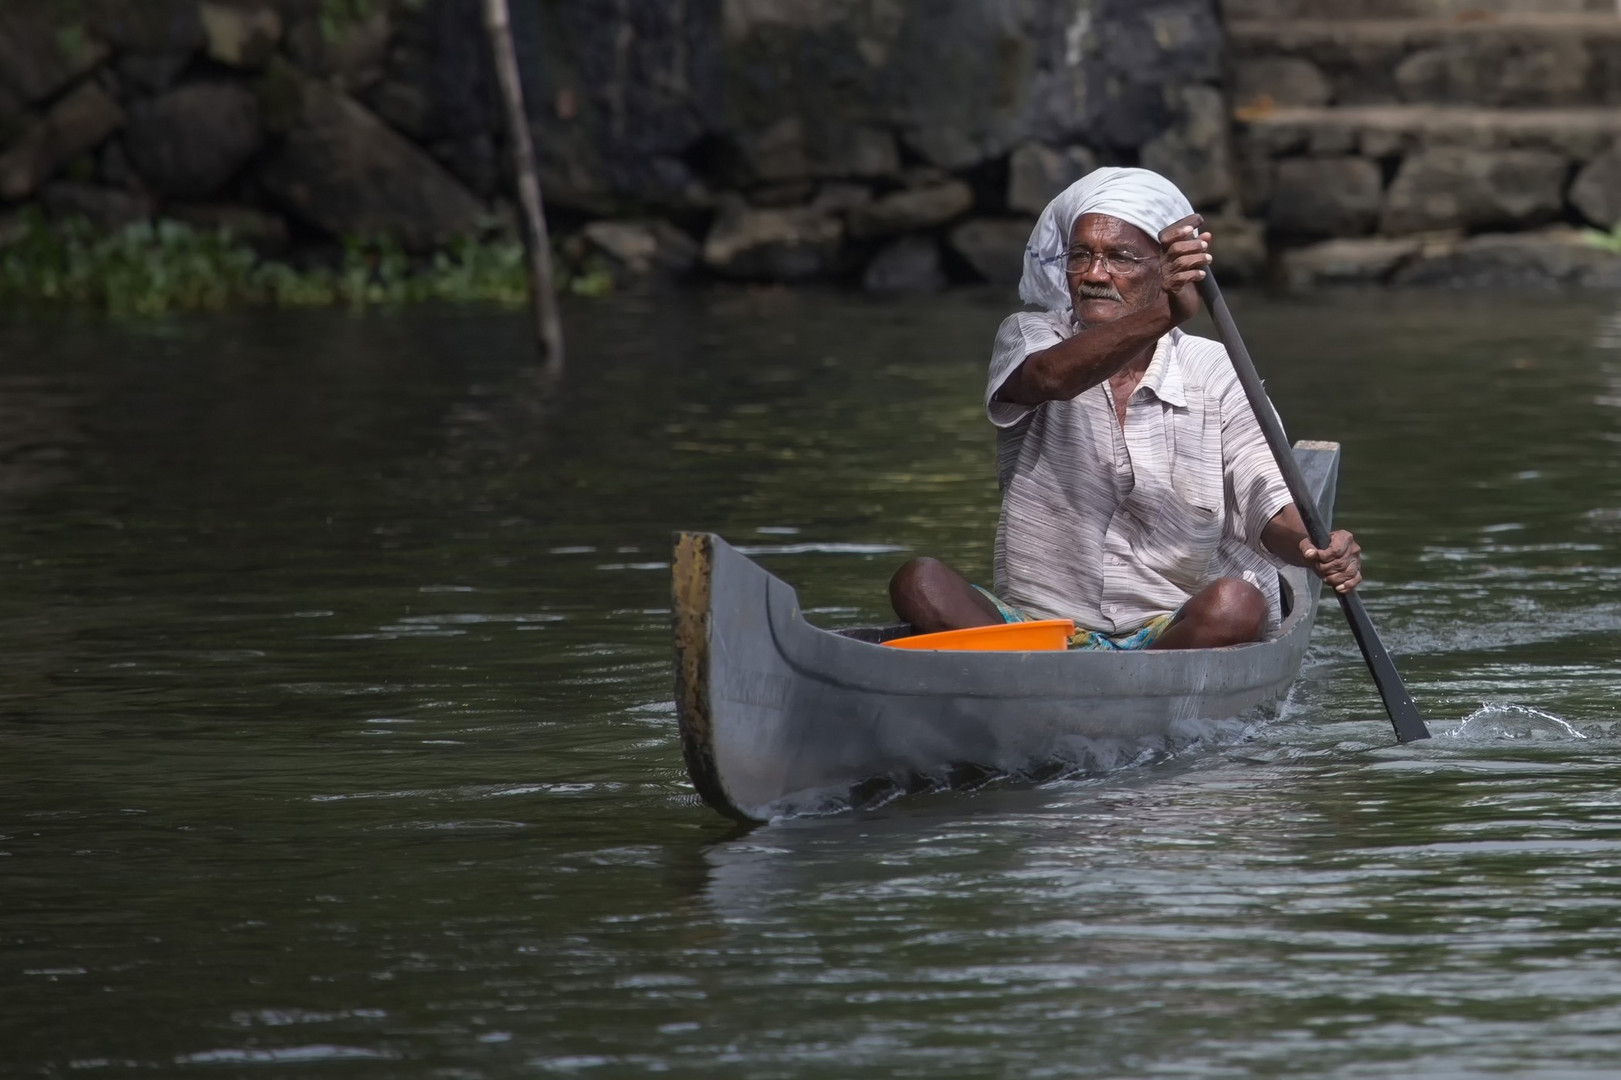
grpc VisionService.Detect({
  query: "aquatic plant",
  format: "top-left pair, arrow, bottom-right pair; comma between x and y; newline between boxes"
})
1582,222 -> 1621,255
0,212 -> 607,316
0,215 -> 260,316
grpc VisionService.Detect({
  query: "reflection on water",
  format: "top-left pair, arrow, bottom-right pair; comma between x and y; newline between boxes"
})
3,291 -> 1621,1077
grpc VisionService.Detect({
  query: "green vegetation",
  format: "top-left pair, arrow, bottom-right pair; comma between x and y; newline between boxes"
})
317,0 -> 420,41
1582,222 -> 1621,255
0,213 -> 611,317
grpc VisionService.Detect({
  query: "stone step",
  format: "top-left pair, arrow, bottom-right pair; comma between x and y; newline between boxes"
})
1231,15 -> 1621,107
1226,0 -> 1614,18
1234,106 -> 1621,239
1237,104 -> 1621,161
1278,229 -> 1621,290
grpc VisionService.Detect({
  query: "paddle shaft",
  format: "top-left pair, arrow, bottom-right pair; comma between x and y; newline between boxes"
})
1196,274 -> 1431,743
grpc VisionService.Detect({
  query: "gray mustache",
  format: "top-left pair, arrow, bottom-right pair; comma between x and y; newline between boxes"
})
1075,283 -> 1123,302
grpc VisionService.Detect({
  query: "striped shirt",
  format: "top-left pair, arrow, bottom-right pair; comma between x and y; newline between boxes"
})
986,310 -> 1294,635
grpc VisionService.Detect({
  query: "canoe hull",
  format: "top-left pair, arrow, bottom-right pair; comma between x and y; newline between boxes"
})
676,442 -> 1342,822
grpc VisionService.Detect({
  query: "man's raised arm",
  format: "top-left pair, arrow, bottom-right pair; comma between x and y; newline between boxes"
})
997,214 -> 1214,406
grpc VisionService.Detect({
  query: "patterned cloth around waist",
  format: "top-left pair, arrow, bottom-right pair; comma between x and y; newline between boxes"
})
972,586 -> 1175,651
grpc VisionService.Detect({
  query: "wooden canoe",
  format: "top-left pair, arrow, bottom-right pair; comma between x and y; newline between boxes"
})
675,440 -> 1341,822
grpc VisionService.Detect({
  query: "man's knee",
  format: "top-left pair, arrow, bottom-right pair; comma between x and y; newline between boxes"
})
889,557 -> 947,611
889,557 -> 998,632
1200,576 -> 1267,640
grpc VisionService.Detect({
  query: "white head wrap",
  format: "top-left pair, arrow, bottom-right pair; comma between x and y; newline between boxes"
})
1018,167 -> 1195,313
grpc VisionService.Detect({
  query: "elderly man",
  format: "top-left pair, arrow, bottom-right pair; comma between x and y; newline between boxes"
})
889,168 -> 1362,650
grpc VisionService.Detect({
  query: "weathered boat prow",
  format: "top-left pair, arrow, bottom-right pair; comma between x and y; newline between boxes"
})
676,441 -> 1342,822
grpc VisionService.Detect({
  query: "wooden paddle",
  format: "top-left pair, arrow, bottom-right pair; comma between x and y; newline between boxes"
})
1196,274 -> 1431,743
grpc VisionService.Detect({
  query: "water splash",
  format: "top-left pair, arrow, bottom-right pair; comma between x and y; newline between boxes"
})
1448,703 -> 1588,742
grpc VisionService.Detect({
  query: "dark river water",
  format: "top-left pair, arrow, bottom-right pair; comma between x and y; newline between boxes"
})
4,288 -> 1621,1078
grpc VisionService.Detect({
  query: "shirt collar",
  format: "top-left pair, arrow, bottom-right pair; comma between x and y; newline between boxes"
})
1137,329 -> 1187,408
1060,314 -> 1189,408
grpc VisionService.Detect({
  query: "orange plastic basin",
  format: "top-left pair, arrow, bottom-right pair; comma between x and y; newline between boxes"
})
881,619 -> 1075,652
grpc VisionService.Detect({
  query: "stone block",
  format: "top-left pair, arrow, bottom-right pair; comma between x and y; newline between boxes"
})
1596,36 -> 1621,107
286,11 -> 392,93
1395,38 -> 1591,108
735,117 -> 807,184
1233,141 -> 1275,218
529,0 -> 717,208
1234,58 -> 1331,110
166,202 -> 290,252
256,72 -> 484,248
97,137 -> 140,190
1307,125 -> 1358,157
824,126 -> 901,181
0,8 -> 111,104
702,199 -> 843,281
1280,236 -> 1425,289
735,116 -> 899,184
117,52 -> 195,94
1240,106 -> 1621,164
847,181 -> 973,240
811,182 -> 873,214
527,121 -> 614,216
1392,227 -> 1621,289
1230,0 -> 1611,13
1078,2 -> 1224,150
1268,156 -> 1384,238
125,81 -> 263,200
431,134 -> 500,200
1358,126 -> 1408,162
200,3 -> 283,69
948,218 -> 1035,288
1206,215 -> 1269,285
1140,85 -> 1233,210
1007,143 -> 1099,217
90,0 -> 205,54
862,236 -> 947,293
1570,143 -> 1621,230
42,181 -> 154,229
729,1 -> 1220,171
749,181 -> 816,208
366,79 -> 437,142
582,219 -> 699,279
901,165 -> 951,189
0,82 -> 124,201
1380,147 -> 1568,235
0,83 -> 30,151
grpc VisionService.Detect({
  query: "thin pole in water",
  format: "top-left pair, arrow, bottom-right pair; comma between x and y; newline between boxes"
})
483,0 -> 565,373
1196,274 -> 1431,744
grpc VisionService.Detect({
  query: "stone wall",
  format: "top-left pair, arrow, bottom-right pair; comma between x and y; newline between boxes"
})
541,0 -> 1245,290
0,0 -> 501,255
1230,5 -> 1621,288
10,0 -> 1608,296
0,0 -> 1244,294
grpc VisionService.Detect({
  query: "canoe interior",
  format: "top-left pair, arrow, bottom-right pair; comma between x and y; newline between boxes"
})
674,441 -> 1342,823
831,577 -> 1294,645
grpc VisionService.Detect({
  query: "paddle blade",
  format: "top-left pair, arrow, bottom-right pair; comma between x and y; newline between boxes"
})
1338,590 -> 1431,742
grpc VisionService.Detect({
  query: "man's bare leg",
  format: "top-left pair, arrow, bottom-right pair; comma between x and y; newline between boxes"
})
1148,577 -> 1267,650
889,557 -> 1004,634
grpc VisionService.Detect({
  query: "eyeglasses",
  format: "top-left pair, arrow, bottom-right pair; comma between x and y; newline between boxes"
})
1043,248 -> 1158,274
